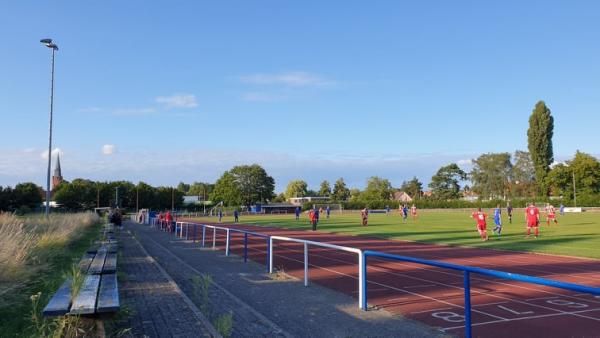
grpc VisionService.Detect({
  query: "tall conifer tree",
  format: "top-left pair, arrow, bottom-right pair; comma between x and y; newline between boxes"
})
527,100 -> 554,195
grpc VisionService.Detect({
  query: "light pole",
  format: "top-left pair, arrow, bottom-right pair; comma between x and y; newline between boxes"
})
41,38 -> 58,218
573,171 -> 577,207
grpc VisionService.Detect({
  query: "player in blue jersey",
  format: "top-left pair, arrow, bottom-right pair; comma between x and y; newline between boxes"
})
295,206 -> 301,221
492,204 -> 502,236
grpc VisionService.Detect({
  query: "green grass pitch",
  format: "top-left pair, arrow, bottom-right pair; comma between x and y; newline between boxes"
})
209,210 -> 600,259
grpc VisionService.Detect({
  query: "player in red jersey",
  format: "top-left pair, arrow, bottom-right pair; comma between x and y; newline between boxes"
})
545,203 -> 558,225
525,202 -> 540,238
410,204 -> 418,221
471,207 -> 489,241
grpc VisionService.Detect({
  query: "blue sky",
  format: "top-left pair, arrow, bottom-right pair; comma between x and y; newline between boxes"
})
1,1 -> 599,192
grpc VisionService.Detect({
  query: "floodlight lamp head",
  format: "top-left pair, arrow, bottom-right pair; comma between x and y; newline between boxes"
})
40,38 -> 53,44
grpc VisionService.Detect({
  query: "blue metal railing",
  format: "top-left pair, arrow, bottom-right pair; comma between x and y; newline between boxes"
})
361,250 -> 600,338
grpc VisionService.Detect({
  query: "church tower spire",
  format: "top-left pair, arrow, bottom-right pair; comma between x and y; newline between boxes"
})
52,153 -> 63,190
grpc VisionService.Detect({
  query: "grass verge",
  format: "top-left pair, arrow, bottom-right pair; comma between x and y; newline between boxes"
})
0,213 -> 101,337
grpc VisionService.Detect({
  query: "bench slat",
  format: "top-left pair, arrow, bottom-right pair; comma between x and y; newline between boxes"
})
78,253 -> 96,273
103,253 -> 117,273
88,247 -> 107,274
96,274 -> 119,313
69,275 -> 101,315
42,279 -> 72,316
86,245 -> 99,254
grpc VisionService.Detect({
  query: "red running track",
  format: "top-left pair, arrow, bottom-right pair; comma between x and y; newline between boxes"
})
177,220 -> 600,338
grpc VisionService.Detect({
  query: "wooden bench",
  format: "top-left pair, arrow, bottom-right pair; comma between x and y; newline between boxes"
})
43,243 -> 120,317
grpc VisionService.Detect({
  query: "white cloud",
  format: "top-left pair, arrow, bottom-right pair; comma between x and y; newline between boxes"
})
102,144 -> 117,155
156,94 -> 198,108
112,108 -> 156,116
240,71 -> 334,87
40,148 -> 63,160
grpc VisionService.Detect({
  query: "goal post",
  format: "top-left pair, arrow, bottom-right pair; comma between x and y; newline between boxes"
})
312,203 -> 343,213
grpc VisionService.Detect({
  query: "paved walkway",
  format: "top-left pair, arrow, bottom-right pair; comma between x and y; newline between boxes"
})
114,229 -> 219,337
127,221 -> 443,338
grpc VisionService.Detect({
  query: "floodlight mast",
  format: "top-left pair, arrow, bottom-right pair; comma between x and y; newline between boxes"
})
40,38 -> 58,218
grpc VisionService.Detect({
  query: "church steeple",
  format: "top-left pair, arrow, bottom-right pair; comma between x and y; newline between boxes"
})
52,154 -> 63,190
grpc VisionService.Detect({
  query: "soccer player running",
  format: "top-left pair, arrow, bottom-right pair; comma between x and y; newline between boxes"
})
525,202 -> 540,238
402,204 -> 409,222
492,204 -> 502,236
295,206 -> 301,221
506,203 -> 513,224
326,205 -> 331,219
545,203 -> 558,225
361,208 -> 369,226
309,209 -> 317,231
471,207 -> 489,241
411,204 -> 418,221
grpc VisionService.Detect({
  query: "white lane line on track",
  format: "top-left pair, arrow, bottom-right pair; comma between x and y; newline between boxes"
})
441,308 -> 600,332
272,245 -> 600,323
351,288 -> 388,293
228,235 -> 600,325
272,249 -> 508,320
405,284 -> 436,289
411,307 -> 453,314
473,301 -> 508,307
526,296 -> 560,301
270,247 -> 508,321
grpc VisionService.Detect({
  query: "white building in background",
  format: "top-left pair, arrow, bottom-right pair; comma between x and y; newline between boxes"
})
288,196 -> 330,206
183,196 -> 202,205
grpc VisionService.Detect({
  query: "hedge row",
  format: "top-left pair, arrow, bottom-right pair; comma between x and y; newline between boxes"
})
302,196 -> 600,210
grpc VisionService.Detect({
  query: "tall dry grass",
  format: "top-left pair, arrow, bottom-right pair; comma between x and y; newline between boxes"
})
0,212 -> 99,284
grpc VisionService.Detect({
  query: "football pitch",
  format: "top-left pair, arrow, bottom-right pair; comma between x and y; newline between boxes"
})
212,210 -> 600,259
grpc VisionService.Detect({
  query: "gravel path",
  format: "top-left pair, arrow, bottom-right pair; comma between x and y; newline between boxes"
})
113,229 -> 219,337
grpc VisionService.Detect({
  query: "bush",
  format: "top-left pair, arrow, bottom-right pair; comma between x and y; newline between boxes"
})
14,205 -> 32,216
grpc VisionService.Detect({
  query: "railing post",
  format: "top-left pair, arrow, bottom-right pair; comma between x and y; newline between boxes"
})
304,242 -> 308,286
193,224 -> 197,243
185,223 -> 189,240
360,251 -> 366,310
358,251 -> 368,311
212,227 -> 216,249
269,237 -> 274,273
226,229 -> 230,256
244,233 -> 248,263
202,225 -> 206,247
464,271 -> 472,338
266,236 -> 270,272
